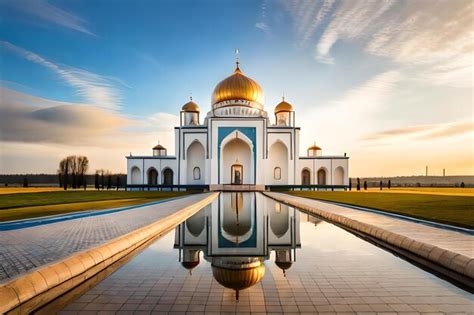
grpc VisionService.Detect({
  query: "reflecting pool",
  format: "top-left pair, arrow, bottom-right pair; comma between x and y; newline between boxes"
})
57,193 -> 472,314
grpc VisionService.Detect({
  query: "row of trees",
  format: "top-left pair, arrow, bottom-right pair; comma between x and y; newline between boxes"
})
94,170 -> 122,190
58,156 -> 89,190
58,156 -> 126,190
348,178 -> 392,191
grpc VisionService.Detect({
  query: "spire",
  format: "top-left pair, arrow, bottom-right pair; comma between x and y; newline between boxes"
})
234,48 -> 241,73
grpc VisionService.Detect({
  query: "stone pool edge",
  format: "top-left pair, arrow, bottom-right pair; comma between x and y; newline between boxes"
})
0,192 -> 219,314
262,191 -> 473,291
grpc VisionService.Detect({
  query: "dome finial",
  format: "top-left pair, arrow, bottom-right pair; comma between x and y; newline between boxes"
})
235,48 -> 241,72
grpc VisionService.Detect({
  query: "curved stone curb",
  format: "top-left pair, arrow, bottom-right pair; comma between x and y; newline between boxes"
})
0,192 -> 219,314
263,192 -> 473,290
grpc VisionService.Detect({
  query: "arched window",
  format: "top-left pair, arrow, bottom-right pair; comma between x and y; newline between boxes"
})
301,169 -> 311,185
193,167 -> 201,180
274,167 -> 281,180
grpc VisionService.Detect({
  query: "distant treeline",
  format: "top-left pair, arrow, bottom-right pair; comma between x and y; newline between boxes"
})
0,174 -> 126,187
356,175 -> 473,187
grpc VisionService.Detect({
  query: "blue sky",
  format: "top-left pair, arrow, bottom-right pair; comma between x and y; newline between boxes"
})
0,0 -> 472,175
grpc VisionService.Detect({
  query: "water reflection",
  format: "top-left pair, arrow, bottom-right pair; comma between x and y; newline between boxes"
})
174,192 -> 300,300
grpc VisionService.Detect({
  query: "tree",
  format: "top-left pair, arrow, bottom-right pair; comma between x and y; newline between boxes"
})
364,181 -> 367,190
94,172 -> 100,190
356,177 -> 360,191
388,180 -> 391,189
461,182 -> 465,188
57,170 -> 62,188
349,178 -> 352,191
116,176 -> 121,191
77,156 -> 89,190
101,170 -> 105,190
23,177 -> 28,188
107,174 -> 112,190
380,180 -> 383,190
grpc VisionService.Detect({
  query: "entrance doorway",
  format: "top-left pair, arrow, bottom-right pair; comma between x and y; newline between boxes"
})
231,164 -> 243,185
162,168 -> 173,185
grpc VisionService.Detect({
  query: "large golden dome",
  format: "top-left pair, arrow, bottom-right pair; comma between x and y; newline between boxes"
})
211,64 -> 264,109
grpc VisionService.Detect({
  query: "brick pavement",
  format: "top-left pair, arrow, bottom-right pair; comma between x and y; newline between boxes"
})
0,193 -> 212,283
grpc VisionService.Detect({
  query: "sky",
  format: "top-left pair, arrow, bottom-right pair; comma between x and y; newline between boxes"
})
0,0 -> 472,177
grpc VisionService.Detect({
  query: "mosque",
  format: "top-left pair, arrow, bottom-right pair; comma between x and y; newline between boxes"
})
126,60 -> 349,189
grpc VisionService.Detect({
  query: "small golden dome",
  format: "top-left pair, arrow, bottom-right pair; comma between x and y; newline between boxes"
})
182,100 -> 200,112
308,144 -> 322,151
275,99 -> 293,113
153,144 -> 166,150
211,263 -> 265,291
211,65 -> 264,108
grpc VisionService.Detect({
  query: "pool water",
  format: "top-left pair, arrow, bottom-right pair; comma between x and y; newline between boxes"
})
57,193 -> 472,314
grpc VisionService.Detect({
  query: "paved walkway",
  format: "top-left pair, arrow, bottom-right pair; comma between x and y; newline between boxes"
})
0,193 -> 212,283
266,192 -> 473,258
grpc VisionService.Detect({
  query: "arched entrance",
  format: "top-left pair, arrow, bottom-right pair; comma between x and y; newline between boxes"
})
317,168 -> 327,185
131,166 -> 141,184
231,164 -> 243,184
162,168 -> 173,185
301,169 -> 310,185
221,135 -> 253,185
147,168 -> 158,185
334,166 -> 344,185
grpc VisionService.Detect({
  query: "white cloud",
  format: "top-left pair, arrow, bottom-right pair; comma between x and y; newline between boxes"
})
300,70 -> 402,152
255,22 -> 270,34
1,41 -> 122,110
0,87 -> 178,173
1,0 -> 95,35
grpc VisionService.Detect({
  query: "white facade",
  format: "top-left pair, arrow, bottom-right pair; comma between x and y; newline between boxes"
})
126,63 -> 349,189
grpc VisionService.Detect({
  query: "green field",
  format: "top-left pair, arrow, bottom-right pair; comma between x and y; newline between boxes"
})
287,191 -> 474,229
0,190 -> 191,222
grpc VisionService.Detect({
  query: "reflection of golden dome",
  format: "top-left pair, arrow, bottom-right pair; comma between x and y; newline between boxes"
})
182,101 -> 200,112
182,261 -> 199,270
211,65 -> 264,108
211,263 -> 265,292
275,261 -> 292,270
275,99 -> 293,113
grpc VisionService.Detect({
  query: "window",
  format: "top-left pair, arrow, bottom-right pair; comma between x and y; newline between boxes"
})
274,167 -> 281,180
193,167 -> 201,180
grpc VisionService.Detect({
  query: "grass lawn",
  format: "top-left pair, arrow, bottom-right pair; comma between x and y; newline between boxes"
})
367,187 -> 474,197
0,190 -> 191,222
287,190 -> 474,229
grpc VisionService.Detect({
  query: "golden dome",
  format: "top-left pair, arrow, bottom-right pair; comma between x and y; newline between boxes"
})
211,263 -> 265,292
275,99 -> 293,113
182,100 -> 200,112
211,65 -> 264,108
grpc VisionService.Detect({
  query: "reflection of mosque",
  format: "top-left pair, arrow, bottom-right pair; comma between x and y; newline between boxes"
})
174,193 -> 301,300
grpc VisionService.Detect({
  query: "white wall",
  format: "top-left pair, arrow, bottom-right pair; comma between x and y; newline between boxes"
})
267,141 -> 289,184
186,141 -> 206,184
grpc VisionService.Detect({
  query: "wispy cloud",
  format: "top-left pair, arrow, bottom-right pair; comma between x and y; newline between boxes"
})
2,0 -> 95,36
284,0 -> 473,86
300,70 -> 402,151
283,0 -> 336,46
255,0 -> 271,34
1,41 -> 122,110
362,121 -> 474,142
